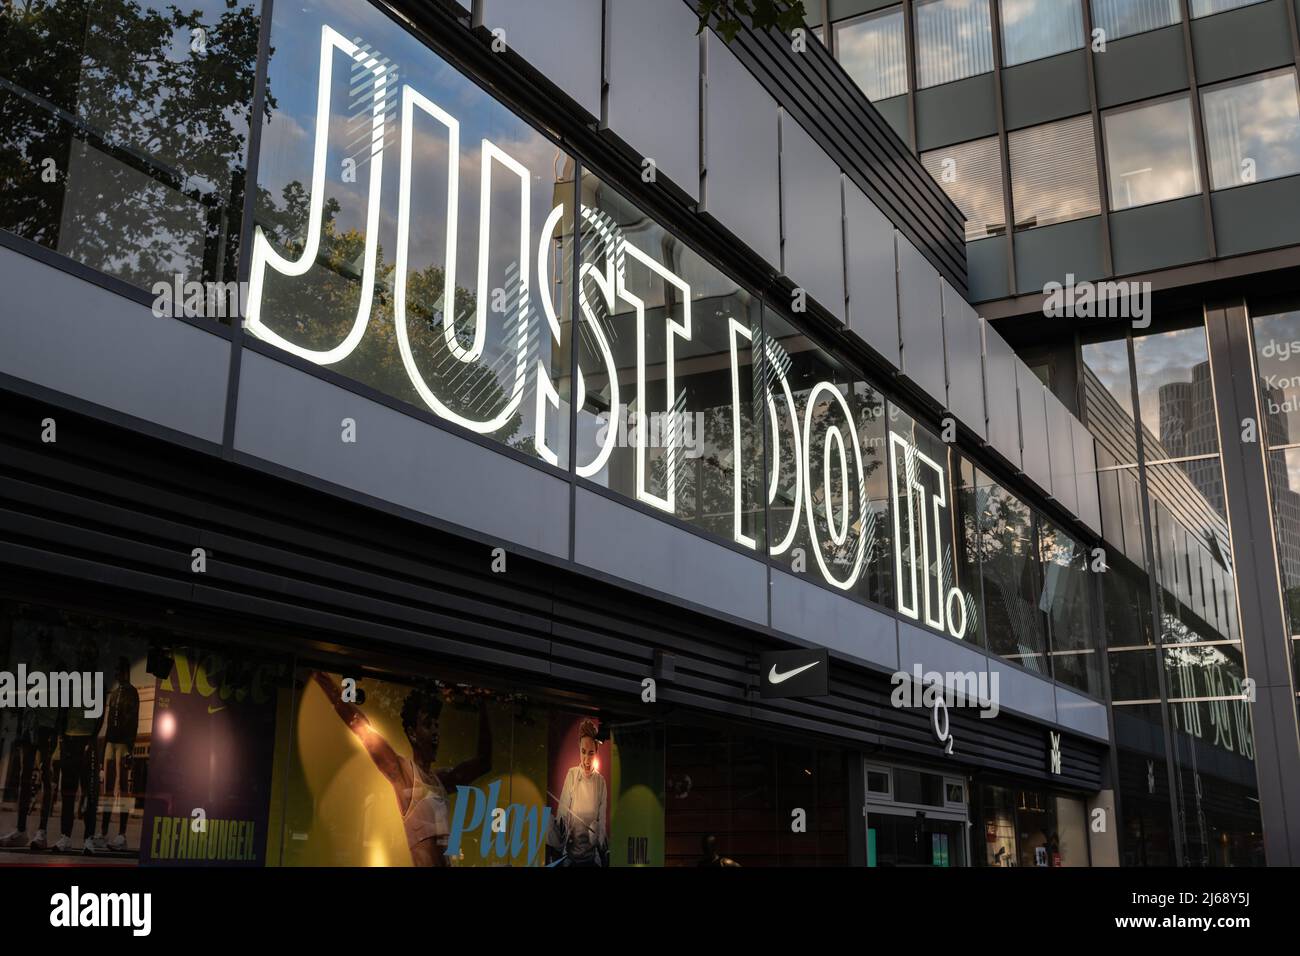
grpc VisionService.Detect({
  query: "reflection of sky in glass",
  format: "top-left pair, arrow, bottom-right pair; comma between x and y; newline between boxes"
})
1000,0 -> 1083,67
1089,0 -> 1180,42
1190,0 -> 1267,17
261,0 -> 565,265
1104,96 -> 1200,210
1132,326 -> 1209,440
1203,70 -> 1300,190
1083,338 -> 1135,421
834,8 -> 908,101
914,0 -> 994,89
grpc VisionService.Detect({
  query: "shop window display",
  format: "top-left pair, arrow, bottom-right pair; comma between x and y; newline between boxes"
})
273,668 -> 667,868
0,602 -> 290,866
977,783 -> 1089,866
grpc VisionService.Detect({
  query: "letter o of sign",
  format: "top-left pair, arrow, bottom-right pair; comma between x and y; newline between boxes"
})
801,382 -> 868,590
945,587 -> 968,640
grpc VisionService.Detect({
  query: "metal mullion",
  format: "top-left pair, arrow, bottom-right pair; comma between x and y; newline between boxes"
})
1175,0 -> 1219,260
568,165 -> 584,563
986,0 -> 1018,293
223,0 -> 275,457
1080,0 -> 1115,276
901,0 -> 920,152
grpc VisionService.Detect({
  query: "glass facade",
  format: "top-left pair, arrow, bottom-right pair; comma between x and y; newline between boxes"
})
1250,296 -> 1300,689
1082,317 -> 1265,866
0,0 -> 257,295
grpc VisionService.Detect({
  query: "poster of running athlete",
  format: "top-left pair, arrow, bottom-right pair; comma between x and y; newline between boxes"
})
272,670 -> 547,867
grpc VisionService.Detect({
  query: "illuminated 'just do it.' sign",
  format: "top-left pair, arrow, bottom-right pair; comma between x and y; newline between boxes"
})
242,24 -> 970,635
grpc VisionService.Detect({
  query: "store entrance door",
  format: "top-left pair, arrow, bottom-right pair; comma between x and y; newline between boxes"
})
867,807 -> 968,867
864,762 -> 970,867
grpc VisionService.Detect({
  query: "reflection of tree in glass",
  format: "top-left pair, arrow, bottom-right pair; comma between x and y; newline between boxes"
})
0,0 -> 264,287
972,483 -> 1042,648
255,181 -> 523,444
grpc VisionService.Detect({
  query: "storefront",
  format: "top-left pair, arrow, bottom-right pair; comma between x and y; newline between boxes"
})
0,0 -> 1115,868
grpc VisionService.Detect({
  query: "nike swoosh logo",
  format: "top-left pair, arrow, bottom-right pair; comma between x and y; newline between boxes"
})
207,705 -> 226,714
768,661 -> 820,684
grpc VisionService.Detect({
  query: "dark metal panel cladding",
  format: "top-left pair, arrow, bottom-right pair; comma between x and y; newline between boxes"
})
702,2 -> 969,295
0,392 -> 1101,788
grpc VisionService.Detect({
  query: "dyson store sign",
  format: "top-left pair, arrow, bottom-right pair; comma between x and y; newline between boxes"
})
243,25 -> 968,633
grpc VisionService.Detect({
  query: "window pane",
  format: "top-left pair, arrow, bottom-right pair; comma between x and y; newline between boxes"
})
251,0 -> 575,465
914,0 -> 995,89
1000,0 -> 1084,67
0,0 -> 257,297
889,406 -> 973,639
1202,69 -> 1300,190
1132,325 -> 1218,460
577,172 -> 766,546
765,310 -> 893,605
835,8 -> 909,101
1104,95 -> 1201,211
970,469 -> 1049,673
1009,114 -> 1100,229
1089,0 -> 1181,41
921,136 -> 1007,239
1252,299 -> 1300,640
1190,0 -> 1268,16
1252,302 -> 1300,446
1040,520 -> 1102,695
1267,447 -> 1300,638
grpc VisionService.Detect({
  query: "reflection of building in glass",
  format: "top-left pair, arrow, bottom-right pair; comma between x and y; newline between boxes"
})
1259,380 -> 1300,604
1156,362 -> 1222,512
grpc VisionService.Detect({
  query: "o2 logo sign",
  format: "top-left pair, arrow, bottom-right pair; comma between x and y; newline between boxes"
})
889,433 -> 967,639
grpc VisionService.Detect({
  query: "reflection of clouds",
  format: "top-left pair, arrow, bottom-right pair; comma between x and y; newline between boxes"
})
1204,71 -> 1300,187
1133,327 -> 1208,437
836,11 -> 906,100
915,0 -> 994,87
1105,97 -> 1199,208
1083,340 -> 1136,419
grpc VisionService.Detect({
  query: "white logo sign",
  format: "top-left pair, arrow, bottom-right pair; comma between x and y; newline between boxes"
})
768,661 -> 820,685
1049,731 -> 1062,774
